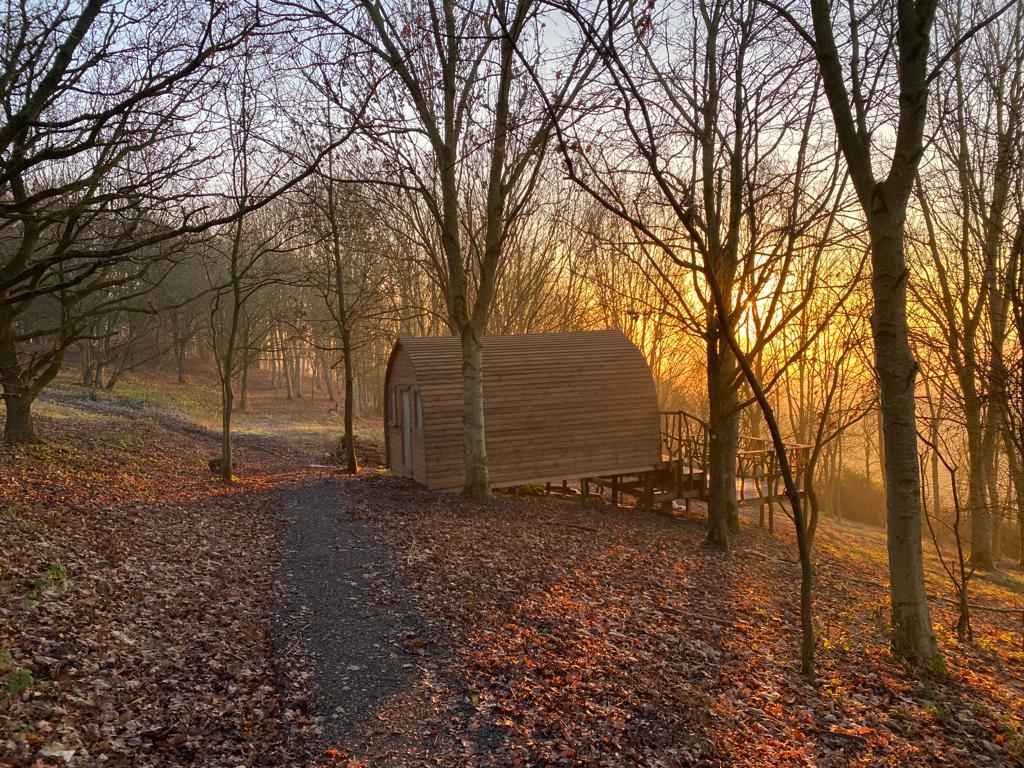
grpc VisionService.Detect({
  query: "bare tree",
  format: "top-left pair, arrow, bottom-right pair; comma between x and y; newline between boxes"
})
537,0 -> 862,675
0,0 -> 262,443
287,0 -> 597,495
911,1 -> 1024,568
767,0 -> 950,666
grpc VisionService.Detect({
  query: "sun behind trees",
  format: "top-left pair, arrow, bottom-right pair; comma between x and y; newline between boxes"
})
2,0 -> 1024,740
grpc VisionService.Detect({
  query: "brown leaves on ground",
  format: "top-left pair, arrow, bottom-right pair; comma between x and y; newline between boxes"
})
5,389 -> 1024,767
0,399 -> 310,767
339,475 -> 1024,767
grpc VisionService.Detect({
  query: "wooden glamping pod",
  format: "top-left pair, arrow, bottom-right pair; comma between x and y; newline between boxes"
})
383,330 -> 663,491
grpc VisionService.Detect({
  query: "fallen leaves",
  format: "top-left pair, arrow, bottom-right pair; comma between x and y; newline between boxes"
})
334,474 -> 1024,767
5,386 -> 1024,767
0,398 -> 308,767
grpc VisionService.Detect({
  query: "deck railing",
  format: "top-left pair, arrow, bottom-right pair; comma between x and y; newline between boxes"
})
660,410 -> 708,471
737,435 -> 811,500
660,410 -> 811,500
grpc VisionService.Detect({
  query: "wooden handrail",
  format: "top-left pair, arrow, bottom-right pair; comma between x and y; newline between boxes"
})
660,410 -> 811,494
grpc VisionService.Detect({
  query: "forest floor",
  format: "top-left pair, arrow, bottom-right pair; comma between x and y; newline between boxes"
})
2,371 -> 1024,767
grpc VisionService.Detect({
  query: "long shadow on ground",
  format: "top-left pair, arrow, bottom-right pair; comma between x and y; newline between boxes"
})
271,478 -> 435,756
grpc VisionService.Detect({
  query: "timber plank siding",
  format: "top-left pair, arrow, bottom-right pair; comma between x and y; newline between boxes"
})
383,330 -> 662,491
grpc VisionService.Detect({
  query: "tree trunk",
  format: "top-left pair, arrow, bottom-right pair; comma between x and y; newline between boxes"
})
221,377 -> 233,482
877,406 -> 886,494
964,386 -> 993,568
175,342 -> 188,384
79,340 -> 94,387
987,448 -> 1002,561
1005,439 -> 1024,566
0,309 -> 37,444
292,342 -> 303,399
706,324 -> 739,546
805,450 -> 822,544
238,342 -> 250,413
341,331 -> 358,474
319,349 -> 336,403
1020,512 -> 1024,567
832,447 -> 843,523
269,332 -> 278,389
461,326 -> 489,497
171,309 -> 189,384
869,215 -> 938,665
3,387 -> 36,444
282,335 -> 294,400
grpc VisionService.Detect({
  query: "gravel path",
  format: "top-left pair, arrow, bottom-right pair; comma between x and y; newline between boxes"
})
272,478 -> 427,754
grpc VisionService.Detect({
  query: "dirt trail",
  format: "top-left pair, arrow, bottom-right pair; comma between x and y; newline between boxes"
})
271,478 -> 428,755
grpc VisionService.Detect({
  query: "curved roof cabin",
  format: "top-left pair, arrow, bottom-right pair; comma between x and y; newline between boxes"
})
383,330 -> 662,491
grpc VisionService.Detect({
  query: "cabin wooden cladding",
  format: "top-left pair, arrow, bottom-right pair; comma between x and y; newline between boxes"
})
383,330 -> 663,491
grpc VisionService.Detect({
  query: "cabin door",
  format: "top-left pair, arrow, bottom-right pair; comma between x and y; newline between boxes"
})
401,389 -> 413,475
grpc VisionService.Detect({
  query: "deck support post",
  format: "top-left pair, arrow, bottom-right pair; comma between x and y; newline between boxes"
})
581,478 -> 590,505
611,477 -> 619,508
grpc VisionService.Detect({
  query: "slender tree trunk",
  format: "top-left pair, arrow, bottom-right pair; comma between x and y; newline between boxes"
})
238,340 -> 250,413
175,342 -> 187,384
987,447 -> 1002,561
832,444 -> 843,522
217,210 -> 245,482
79,340 -> 93,387
171,310 -> 189,384
805,448 -> 824,544
318,349 -> 336,403
221,377 -> 233,481
928,398 -> 943,532
282,333 -> 294,400
964,387 -> 993,567
706,322 -> 739,546
1005,437 -> 1024,565
1018,498 -> 1024,566
293,342 -> 303,399
324,172 -> 360,473
461,325 -> 489,496
269,331 -> 278,389
341,330 -> 357,474
869,215 -> 938,665
877,406 -> 886,494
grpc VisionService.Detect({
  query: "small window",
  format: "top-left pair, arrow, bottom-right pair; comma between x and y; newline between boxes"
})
388,387 -> 398,425
415,392 -> 423,429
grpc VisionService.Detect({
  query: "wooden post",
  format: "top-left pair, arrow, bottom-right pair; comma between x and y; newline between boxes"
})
644,472 -> 654,512
581,478 -> 590,505
611,476 -> 619,509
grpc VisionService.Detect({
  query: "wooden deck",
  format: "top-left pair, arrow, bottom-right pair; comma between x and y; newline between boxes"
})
533,411 -> 809,524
